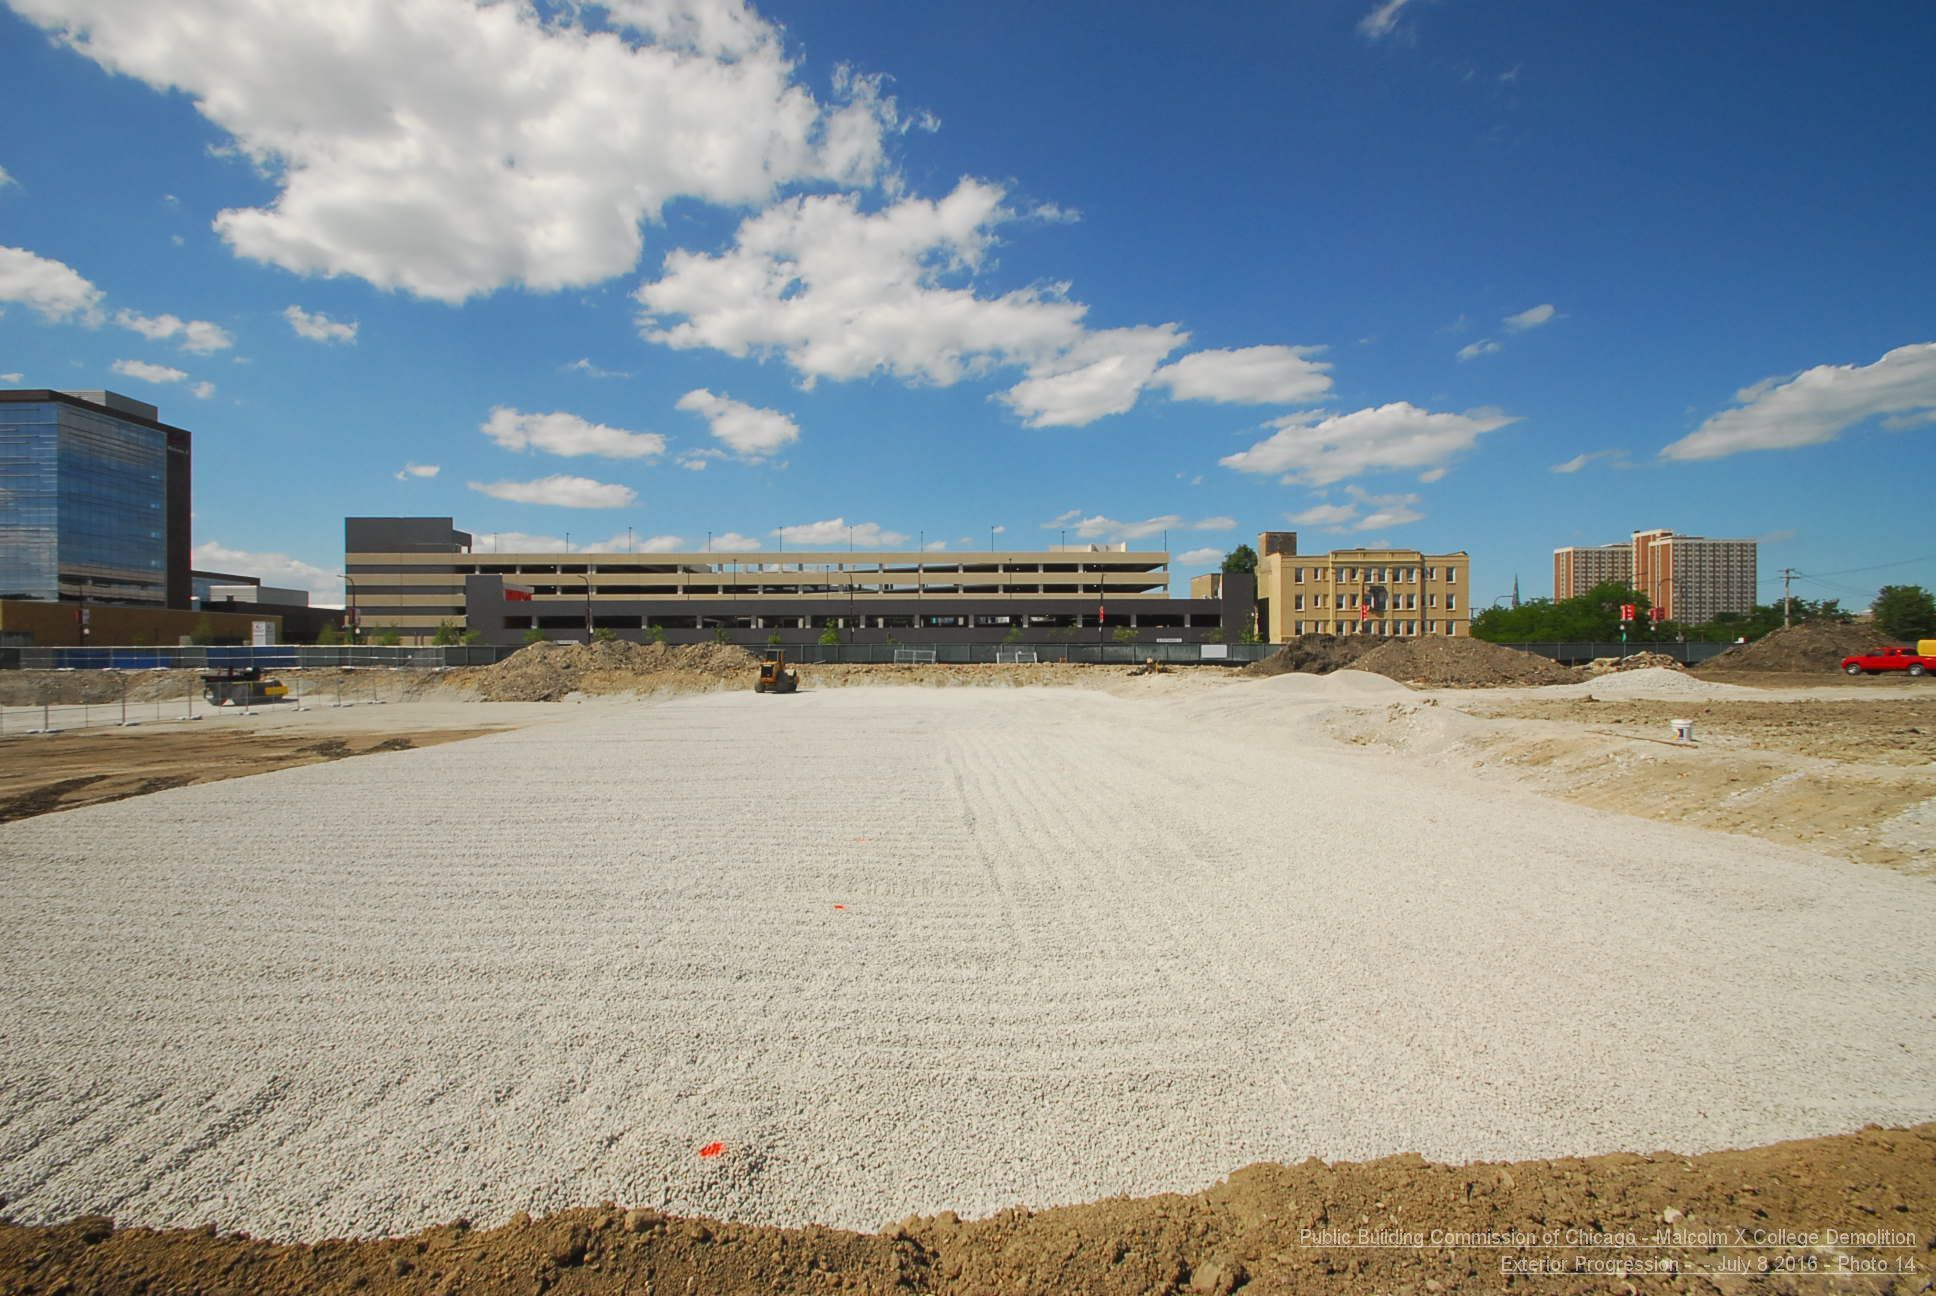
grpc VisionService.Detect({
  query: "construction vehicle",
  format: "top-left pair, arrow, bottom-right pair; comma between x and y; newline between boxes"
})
201,666 -> 290,706
754,649 -> 799,694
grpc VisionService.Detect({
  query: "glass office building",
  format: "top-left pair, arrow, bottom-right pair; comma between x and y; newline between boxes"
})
0,390 -> 191,606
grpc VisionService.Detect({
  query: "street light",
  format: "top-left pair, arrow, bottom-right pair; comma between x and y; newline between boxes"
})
342,574 -> 359,645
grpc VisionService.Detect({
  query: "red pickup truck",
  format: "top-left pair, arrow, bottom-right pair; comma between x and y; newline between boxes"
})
1841,646 -> 1936,676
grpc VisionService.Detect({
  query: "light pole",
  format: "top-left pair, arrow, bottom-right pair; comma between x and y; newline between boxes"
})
342,575 -> 359,645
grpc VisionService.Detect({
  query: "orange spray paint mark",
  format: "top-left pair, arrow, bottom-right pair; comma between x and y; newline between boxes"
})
833,904 -> 846,910
697,1141 -> 725,1159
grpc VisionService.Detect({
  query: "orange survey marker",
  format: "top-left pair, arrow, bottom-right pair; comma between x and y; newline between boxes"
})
697,1142 -> 725,1159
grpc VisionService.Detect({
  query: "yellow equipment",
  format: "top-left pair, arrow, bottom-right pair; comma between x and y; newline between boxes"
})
755,650 -> 799,694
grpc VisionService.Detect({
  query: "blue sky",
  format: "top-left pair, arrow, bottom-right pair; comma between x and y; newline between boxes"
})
2,0 -> 1933,611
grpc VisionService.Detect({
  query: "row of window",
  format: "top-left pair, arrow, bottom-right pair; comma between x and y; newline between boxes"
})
1292,620 -> 1458,637
1289,565 -> 1461,584
1290,591 -> 1457,611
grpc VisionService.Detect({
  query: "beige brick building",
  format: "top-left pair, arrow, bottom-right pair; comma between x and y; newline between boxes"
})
1245,531 -> 1470,643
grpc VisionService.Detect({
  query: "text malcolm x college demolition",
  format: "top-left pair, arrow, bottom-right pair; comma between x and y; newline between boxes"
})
1298,1224 -> 1921,1251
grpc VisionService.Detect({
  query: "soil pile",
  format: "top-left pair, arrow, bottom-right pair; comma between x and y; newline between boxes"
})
1697,621 -> 1876,674
1350,636 -> 1578,687
455,640 -> 759,701
4,1124 -> 1928,1296
1240,634 -> 1386,677
1584,651 -> 1684,674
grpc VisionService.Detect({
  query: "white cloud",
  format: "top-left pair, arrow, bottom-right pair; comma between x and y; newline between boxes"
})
482,406 -> 665,460
395,462 -> 440,480
1503,303 -> 1558,331
284,304 -> 357,344
1456,338 -> 1501,362
674,448 -> 726,471
190,380 -> 216,399
1000,324 -> 1185,427
1662,342 -> 1936,462
1358,0 -> 1415,40
1151,344 -> 1333,405
0,165 -> 12,188
1,372 -> 23,383
637,179 -> 1193,427
1290,502 -> 1358,527
194,540 -> 341,605
563,357 -> 631,379
468,474 -> 637,508
1049,513 -> 1235,543
774,518 -> 907,547
111,358 -> 188,384
1220,402 -> 1519,486
10,0 -> 906,301
708,531 -> 763,551
1289,486 -> 1424,533
1550,449 -> 1622,474
0,245 -> 104,323
674,388 -> 798,460
115,309 -> 233,353
1417,466 -> 1447,483
1177,547 -> 1224,565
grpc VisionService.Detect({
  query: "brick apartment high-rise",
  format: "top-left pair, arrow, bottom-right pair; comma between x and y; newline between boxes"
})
1553,528 -> 1757,624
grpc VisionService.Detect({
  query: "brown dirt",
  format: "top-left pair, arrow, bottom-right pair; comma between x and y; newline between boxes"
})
447,640 -> 761,701
1585,651 -> 1685,674
1463,697 -> 1936,767
1696,622 -> 1880,675
0,727 -> 497,821
1241,634 -> 1386,677
3,1125 -> 1929,1295
1350,636 -> 1580,687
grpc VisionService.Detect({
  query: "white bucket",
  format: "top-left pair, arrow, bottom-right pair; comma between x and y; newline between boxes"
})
1671,718 -> 1694,742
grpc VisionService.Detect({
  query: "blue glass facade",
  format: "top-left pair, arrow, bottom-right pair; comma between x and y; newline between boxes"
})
0,395 -> 180,605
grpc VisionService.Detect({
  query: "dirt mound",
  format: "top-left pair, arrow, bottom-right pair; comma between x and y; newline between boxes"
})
4,1124 -> 1928,1296
457,640 -> 760,701
1584,651 -> 1684,674
1240,634 -> 1386,677
1696,621 -> 1875,674
1349,636 -> 1578,687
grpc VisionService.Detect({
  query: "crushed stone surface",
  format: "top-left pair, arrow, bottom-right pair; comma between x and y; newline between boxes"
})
2,683 -> 1933,1242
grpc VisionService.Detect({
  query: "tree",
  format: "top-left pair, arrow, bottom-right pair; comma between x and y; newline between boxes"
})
430,620 -> 462,646
460,628 -> 483,645
1221,544 -> 1258,574
375,627 -> 402,646
522,626 -> 548,645
317,623 -> 344,646
646,623 -> 667,645
1874,585 -> 1936,640
188,615 -> 218,646
818,623 -> 841,646
1113,625 -> 1140,643
592,627 -> 618,642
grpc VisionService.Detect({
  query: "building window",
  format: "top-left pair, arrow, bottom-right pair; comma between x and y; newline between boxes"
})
1294,567 -> 1304,583
1293,593 -> 1304,610
1447,593 -> 1457,610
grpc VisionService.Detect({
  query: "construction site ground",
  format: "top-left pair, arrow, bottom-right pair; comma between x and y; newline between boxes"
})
1,636 -> 1931,1294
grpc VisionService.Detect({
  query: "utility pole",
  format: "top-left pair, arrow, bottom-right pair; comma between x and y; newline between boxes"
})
1782,567 -> 1796,628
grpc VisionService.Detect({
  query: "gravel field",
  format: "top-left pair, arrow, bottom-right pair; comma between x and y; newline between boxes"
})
2,674 -> 1933,1241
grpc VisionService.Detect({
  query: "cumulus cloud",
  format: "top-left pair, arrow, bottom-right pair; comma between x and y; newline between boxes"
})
637,179 -> 1192,427
1176,546 -> 1224,565
1662,342 -> 1936,462
1503,303 -> 1558,331
1358,0 -> 1415,40
190,380 -> 216,399
9,0 -> 907,301
563,357 -> 631,379
1,372 -> 23,383
0,165 -> 12,188
194,540 -> 341,605
1220,402 -> 1518,486
674,388 -> 798,460
1456,338 -> 1501,362
115,309 -> 232,353
775,518 -> 907,547
0,245 -> 104,322
1044,511 -> 1236,543
284,304 -> 357,343
708,531 -> 763,551
1550,449 -> 1622,474
1290,486 -> 1424,533
468,474 -> 637,508
482,406 -> 666,459
1151,344 -> 1333,405
111,358 -> 188,384
395,462 -> 440,480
